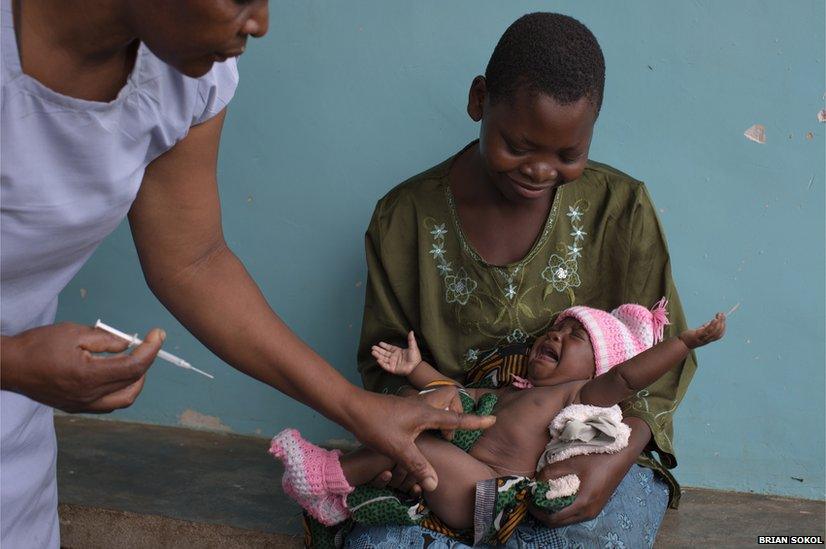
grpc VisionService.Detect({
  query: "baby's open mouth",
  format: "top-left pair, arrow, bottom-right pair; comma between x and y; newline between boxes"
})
537,344 -> 559,362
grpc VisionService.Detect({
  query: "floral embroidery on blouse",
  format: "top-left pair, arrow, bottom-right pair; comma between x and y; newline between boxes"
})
566,204 -> 584,222
494,266 -> 521,301
626,388 -> 679,449
426,217 -> 478,306
506,329 -> 528,343
444,268 -> 477,305
464,348 -> 480,365
570,224 -> 588,241
542,200 -> 589,300
429,243 -> 446,260
541,254 -> 582,292
430,223 -> 448,239
567,242 -> 583,260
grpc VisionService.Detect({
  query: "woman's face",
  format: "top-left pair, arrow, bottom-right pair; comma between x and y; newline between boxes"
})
527,318 -> 595,386
469,79 -> 597,204
128,0 -> 269,77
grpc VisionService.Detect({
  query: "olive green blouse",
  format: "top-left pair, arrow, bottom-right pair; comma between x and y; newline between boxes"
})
357,146 -> 697,507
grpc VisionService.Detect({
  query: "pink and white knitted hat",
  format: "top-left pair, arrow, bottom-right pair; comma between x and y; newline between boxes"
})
554,298 -> 670,376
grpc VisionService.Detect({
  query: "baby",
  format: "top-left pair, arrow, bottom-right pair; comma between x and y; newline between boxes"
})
270,301 -> 725,532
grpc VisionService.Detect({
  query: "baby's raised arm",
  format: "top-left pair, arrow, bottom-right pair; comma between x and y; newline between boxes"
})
578,312 -> 726,407
371,331 -> 457,390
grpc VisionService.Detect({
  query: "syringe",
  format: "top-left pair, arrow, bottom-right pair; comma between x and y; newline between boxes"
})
725,303 -> 740,317
94,320 -> 214,379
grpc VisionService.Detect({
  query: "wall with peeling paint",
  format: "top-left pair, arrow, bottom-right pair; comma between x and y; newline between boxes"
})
57,0 -> 824,499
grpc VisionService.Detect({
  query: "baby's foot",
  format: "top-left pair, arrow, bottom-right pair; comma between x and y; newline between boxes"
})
269,429 -> 354,525
542,473 -> 580,499
532,474 -> 580,514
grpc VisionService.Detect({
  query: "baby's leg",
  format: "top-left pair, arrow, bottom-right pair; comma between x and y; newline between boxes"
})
270,430 -> 408,497
271,429 -> 496,529
341,438 -> 499,526
343,435 -> 499,529
340,447 -> 395,485
414,433 -> 498,530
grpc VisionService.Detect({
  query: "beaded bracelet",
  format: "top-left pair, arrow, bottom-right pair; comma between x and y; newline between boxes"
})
418,379 -> 467,397
423,379 -> 462,390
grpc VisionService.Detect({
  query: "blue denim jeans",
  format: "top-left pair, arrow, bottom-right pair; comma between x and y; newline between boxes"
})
343,465 -> 669,549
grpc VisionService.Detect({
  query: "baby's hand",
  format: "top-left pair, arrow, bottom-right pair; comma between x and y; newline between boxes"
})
679,313 -> 727,349
371,331 -> 422,376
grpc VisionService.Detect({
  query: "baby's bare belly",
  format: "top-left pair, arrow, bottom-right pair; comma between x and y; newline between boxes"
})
468,387 -> 570,476
469,429 -> 540,476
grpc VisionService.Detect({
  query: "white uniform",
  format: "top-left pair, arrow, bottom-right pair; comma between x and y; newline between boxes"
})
1,1 -> 238,545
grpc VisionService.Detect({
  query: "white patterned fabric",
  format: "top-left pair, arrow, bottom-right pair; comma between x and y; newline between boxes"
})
536,404 -> 631,472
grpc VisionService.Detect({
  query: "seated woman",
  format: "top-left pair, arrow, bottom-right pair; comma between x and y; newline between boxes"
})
349,12 -> 697,549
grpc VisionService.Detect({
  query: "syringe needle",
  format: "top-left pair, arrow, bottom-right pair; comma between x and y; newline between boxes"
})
187,365 -> 215,379
725,303 -> 740,317
95,320 -> 213,380
155,349 -> 214,379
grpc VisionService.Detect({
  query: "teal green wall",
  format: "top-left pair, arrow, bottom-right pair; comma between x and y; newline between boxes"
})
58,1 -> 825,499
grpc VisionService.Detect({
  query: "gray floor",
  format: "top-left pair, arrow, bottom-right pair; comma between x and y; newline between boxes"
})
56,415 -> 824,548
56,415 -> 303,537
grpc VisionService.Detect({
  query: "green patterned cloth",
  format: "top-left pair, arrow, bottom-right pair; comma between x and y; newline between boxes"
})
357,143 -> 694,507
473,475 -> 578,545
347,486 -> 428,526
450,391 -> 498,452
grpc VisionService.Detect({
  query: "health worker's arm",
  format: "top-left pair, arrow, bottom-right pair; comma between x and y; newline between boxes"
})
127,109 -> 493,492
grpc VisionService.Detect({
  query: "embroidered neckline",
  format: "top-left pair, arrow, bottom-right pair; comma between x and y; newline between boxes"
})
443,183 -> 563,271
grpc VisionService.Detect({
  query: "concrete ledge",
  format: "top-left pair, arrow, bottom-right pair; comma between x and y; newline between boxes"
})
57,415 -> 304,536
59,504 -> 301,549
56,416 -> 824,548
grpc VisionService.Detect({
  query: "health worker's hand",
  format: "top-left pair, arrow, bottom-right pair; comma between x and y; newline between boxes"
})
345,389 -> 494,493
367,385 -> 465,495
415,385 -> 464,440
1,322 -> 164,413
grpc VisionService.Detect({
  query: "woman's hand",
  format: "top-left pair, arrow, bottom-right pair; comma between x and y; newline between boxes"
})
371,331 -> 422,376
344,389 -> 494,493
529,417 -> 651,527
0,322 -> 164,413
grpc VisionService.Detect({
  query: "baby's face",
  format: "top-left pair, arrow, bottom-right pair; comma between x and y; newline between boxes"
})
527,318 -> 596,386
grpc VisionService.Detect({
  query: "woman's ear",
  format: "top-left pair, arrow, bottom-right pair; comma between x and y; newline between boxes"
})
467,76 -> 487,122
